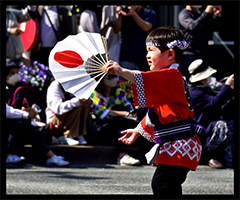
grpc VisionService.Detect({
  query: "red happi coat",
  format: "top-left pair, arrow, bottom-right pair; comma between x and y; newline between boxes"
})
132,67 -> 202,170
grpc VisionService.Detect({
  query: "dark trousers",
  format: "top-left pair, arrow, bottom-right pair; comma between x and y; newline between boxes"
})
6,119 -> 51,157
152,164 -> 190,196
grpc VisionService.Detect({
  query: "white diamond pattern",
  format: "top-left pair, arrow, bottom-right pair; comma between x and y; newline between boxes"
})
159,138 -> 202,161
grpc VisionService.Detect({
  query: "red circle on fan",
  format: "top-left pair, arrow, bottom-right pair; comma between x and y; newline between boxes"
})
19,19 -> 39,51
54,50 -> 84,68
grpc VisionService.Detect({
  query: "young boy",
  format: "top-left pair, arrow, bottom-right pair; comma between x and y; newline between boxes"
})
105,26 -> 202,196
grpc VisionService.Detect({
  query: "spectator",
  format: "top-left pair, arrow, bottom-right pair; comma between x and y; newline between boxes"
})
31,5 -> 73,66
46,80 -> 91,145
78,5 -> 111,36
6,59 -> 69,167
6,103 -> 36,164
6,104 -> 69,167
6,58 -> 38,113
6,58 -> 44,123
114,5 -> 156,121
90,74 -> 140,166
78,5 -> 100,33
100,5 -> 121,63
188,59 -> 234,168
178,5 -> 222,80
114,5 -> 156,71
6,5 -> 38,63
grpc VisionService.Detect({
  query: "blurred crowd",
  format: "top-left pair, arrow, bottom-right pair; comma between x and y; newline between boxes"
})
6,5 -> 234,169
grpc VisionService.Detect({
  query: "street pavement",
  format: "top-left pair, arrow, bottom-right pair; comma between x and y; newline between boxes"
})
5,163 -> 237,199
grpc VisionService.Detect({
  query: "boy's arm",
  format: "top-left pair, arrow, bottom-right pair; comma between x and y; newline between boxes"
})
105,60 -> 136,84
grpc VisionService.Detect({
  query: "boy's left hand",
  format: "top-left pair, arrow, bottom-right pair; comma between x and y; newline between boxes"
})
105,60 -> 123,76
105,60 -> 136,84
118,129 -> 140,145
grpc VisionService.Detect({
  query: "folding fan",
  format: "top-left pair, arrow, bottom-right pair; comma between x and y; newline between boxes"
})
49,32 -> 109,99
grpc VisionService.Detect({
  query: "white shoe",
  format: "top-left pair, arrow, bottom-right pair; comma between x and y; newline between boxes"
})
66,137 -> 79,145
58,136 -> 79,145
79,135 -> 87,145
46,155 -> 69,167
117,154 -> 140,166
6,155 -> 25,164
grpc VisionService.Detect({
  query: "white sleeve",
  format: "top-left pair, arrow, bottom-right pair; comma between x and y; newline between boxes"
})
6,104 -> 29,119
46,81 -> 81,116
80,10 -> 100,33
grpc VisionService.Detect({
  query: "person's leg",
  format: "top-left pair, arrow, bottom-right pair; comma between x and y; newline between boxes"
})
94,117 -> 140,165
79,106 -> 90,136
63,106 -> 82,138
45,150 -> 55,158
77,106 -> 90,144
6,119 -> 28,162
28,125 -> 52,157
224,119 -> 234,168
113,117 -> 138,154
94,118 -> 128,154
151,164 -> 190,196
7,119 -> 30,156
206,120 -> 228,168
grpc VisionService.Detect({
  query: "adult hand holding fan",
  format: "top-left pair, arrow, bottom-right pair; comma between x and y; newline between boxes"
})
49,32 -> 109,99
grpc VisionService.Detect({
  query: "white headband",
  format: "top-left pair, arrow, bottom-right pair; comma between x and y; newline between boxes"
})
167,40 -> 188,50
146,39 -> 188,50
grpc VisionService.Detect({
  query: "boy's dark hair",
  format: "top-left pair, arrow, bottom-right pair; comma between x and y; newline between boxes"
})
145,26 -> 186,63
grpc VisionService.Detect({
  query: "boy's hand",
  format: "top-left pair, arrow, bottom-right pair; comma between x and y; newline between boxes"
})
105,60 -> 136,83
105,60 -> 123,76
118,129 -> 140,145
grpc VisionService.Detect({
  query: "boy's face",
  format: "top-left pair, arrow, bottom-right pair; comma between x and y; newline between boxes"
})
146,45 -> 170,71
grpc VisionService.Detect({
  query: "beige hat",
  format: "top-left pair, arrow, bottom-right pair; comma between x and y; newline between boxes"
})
188,59 -> 217,83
